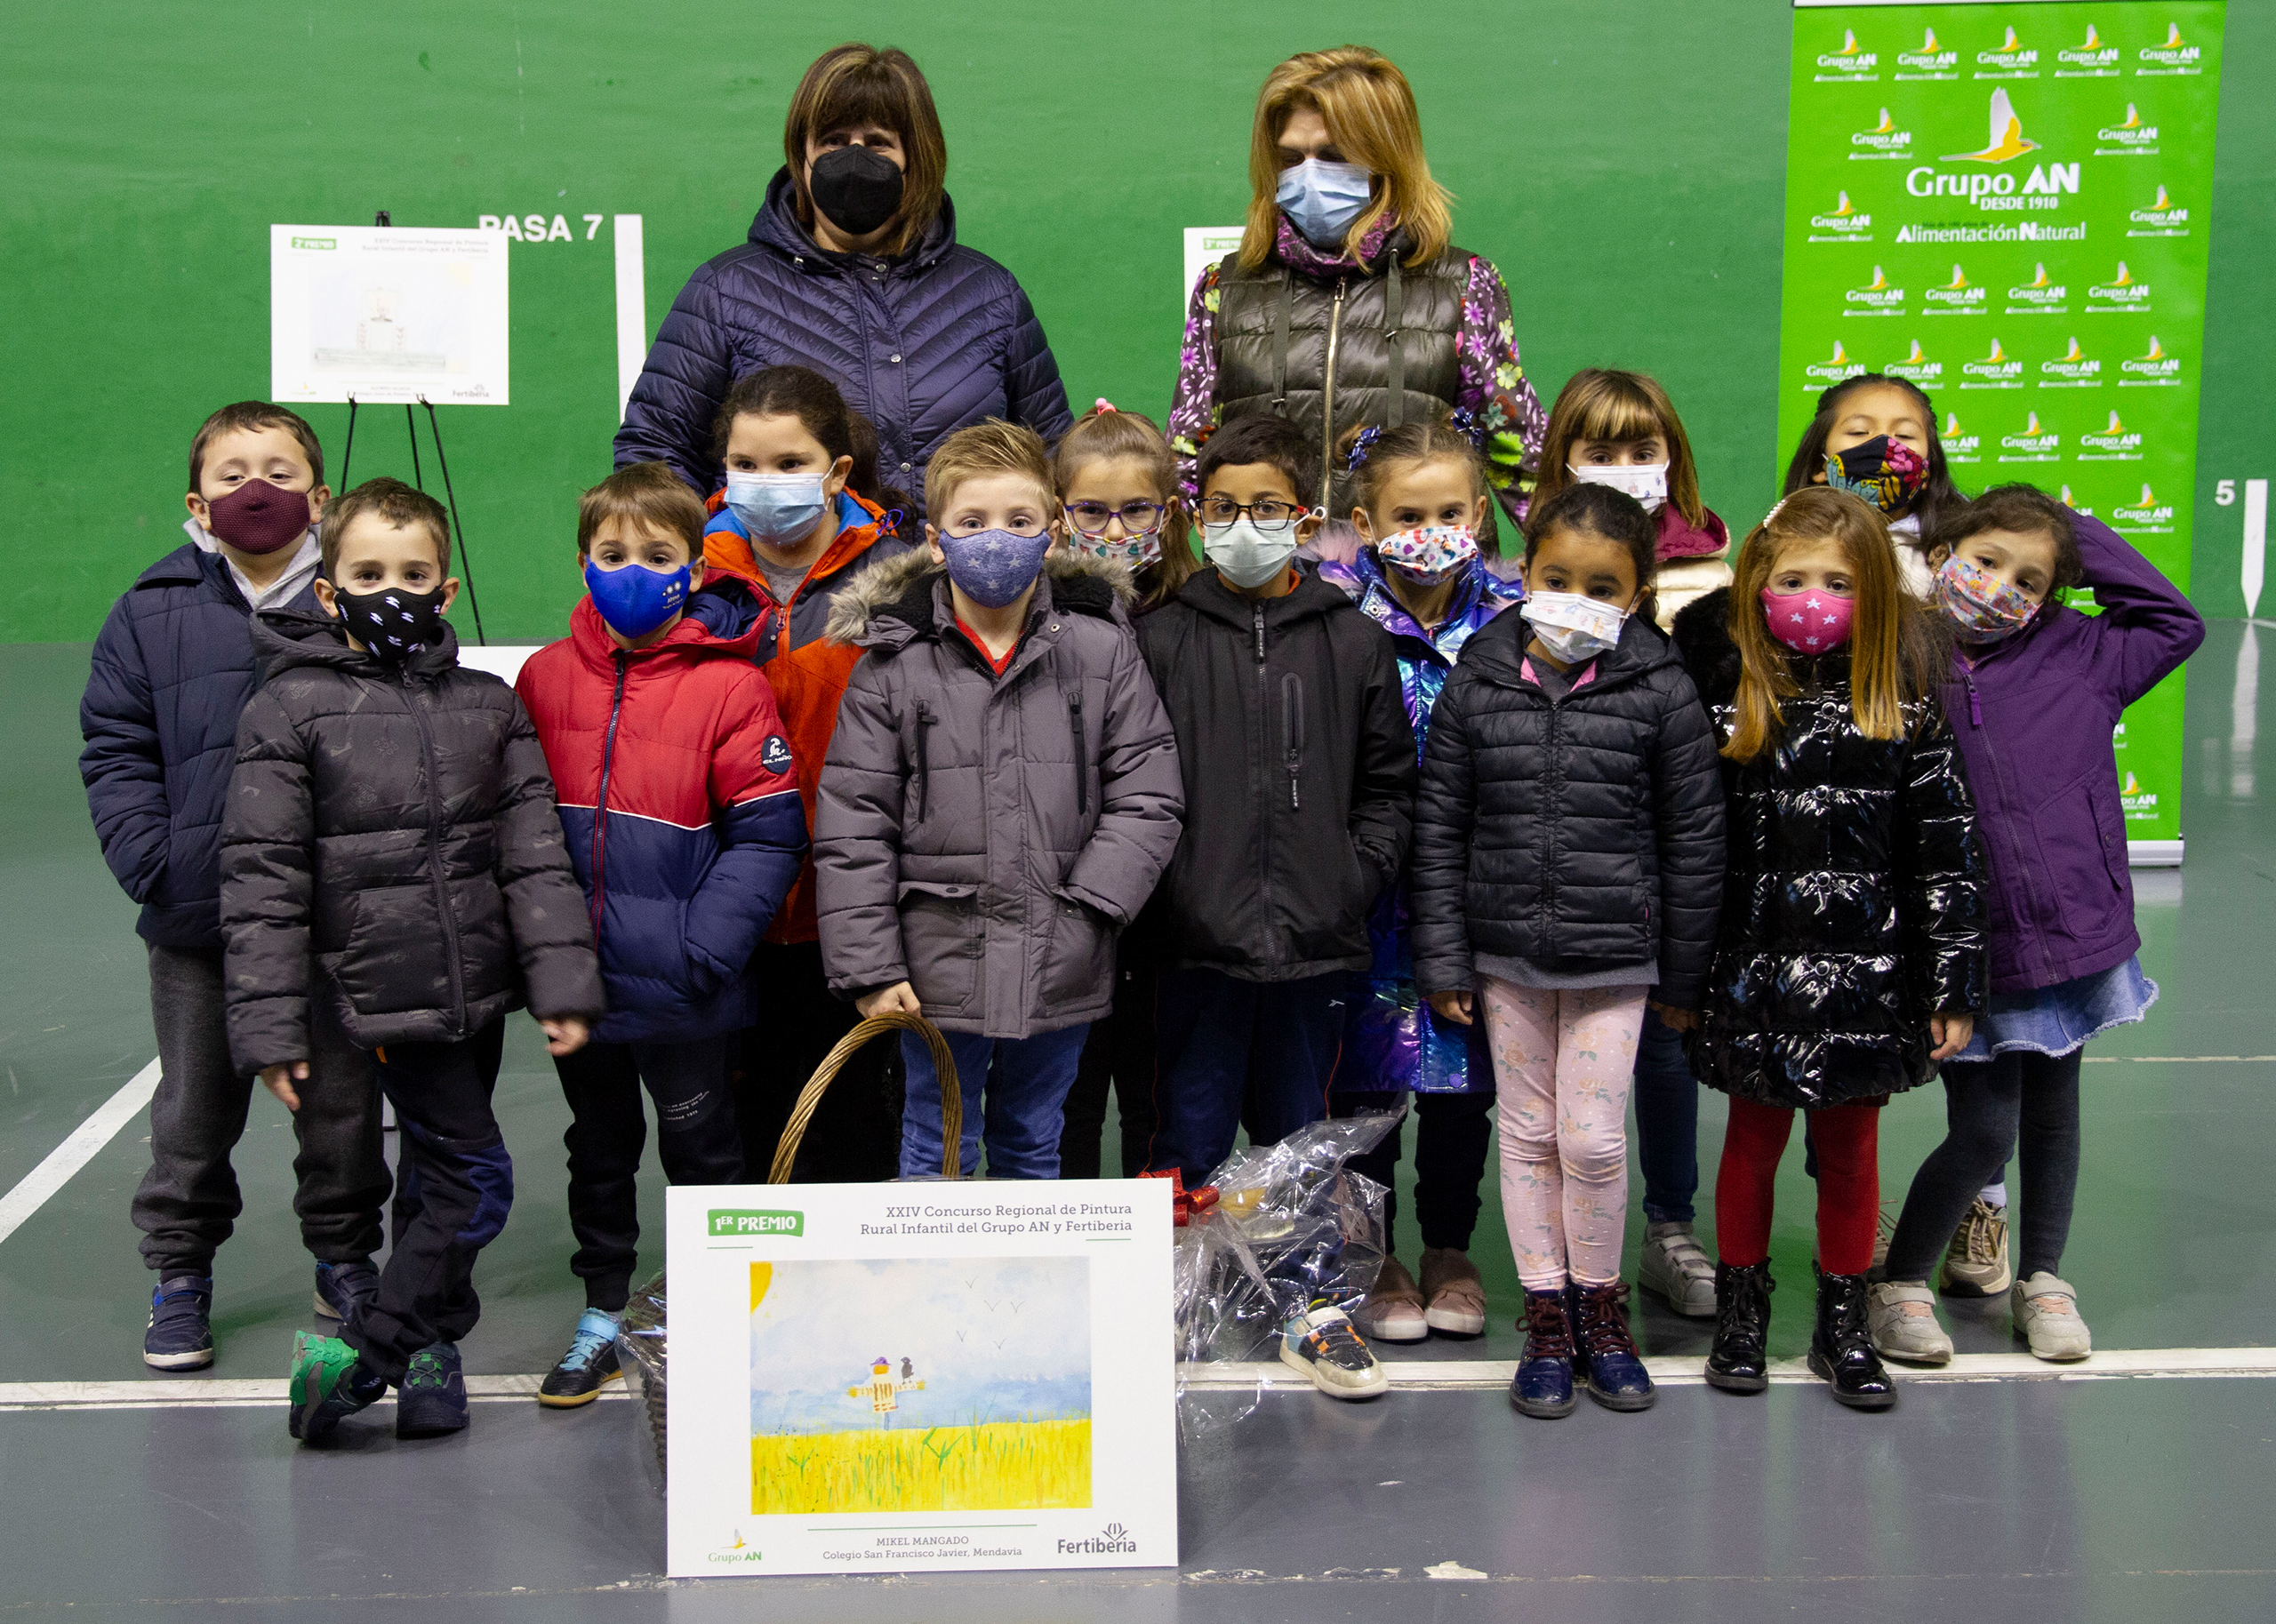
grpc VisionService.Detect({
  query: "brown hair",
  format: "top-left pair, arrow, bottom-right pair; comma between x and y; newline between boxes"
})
1338,414 -> 1498,557
321,477 -> 450,578
1521,483 -> 1659,625
1926,483 -> 2083,594
1239,47 -> 1452,272
1053,404 -> 1196,604
578,461 -> 708,556
713,365 -> 901,518
783,44 -> 947,260
1534,369 -> 1705,530
924,419 -> 1054,521
1722,487 -> 1938,762
188,402 -> 324,493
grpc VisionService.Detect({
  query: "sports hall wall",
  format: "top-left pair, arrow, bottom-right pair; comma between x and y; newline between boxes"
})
4,1 -> 2267,643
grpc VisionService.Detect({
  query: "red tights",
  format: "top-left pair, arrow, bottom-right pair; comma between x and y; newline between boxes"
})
1713,1097 -> 1880,1276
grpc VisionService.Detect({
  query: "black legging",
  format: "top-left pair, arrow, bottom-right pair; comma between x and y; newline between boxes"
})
1884,1050 -> 2083,1284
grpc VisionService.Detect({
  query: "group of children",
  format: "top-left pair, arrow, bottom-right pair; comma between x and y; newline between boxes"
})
81,359 -> 2201,1443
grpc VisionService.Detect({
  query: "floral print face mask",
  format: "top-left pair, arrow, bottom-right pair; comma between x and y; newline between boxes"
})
1375,524 -> 1480,586
1935,553 -> 2040,645
1823,435 -> 1929,515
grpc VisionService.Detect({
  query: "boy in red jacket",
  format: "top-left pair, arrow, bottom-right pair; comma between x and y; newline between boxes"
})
516,462 -> 807,1405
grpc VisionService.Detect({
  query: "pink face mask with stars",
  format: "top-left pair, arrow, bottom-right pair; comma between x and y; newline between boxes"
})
1759,585 -> 1855,654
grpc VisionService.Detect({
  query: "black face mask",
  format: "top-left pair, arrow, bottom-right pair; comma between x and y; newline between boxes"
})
333,583 -> 448,664
808,145 -> 905,239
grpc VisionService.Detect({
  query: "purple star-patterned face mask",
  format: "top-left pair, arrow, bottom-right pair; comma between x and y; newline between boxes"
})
1759,584 -> 1855,655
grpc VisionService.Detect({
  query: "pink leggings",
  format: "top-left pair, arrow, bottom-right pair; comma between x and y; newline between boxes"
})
1483,979 -> 1651,1291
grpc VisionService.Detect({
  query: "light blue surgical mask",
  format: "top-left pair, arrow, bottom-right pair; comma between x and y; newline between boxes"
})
725,471 -> 828,544
1275,157 -> 1374,249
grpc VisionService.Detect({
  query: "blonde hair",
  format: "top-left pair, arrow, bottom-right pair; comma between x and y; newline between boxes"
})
924,419 -> 1054,520
782,44 -> 947,260
1239,47 -> 1452,272
1535,369 -> 1706,531
1052,404 -> 1196,603
577,461 -> 707,556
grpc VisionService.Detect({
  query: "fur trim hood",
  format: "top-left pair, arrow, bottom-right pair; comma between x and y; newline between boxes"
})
824,545 -> 1138,647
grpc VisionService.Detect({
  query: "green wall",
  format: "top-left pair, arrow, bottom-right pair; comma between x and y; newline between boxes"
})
4,1 -> 2267,642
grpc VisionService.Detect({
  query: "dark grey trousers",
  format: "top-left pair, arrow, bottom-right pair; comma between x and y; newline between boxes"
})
132,943 -> 390,1276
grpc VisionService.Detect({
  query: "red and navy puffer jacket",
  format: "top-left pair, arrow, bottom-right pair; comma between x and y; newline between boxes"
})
517,578 -> 806,1044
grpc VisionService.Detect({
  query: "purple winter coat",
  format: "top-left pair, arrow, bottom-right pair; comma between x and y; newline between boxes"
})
1940,513 -> 2203,994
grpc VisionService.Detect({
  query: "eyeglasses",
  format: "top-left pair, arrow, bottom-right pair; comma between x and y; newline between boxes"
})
1064,500 -> 1166,539
1199,496 -> 1304,533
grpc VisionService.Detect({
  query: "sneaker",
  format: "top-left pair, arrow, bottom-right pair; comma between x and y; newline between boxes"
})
287,1331 -> 382,1443
397,1340 -> 469,1437
1867,1280 -> 1953,1365
1570,1280 -> 1656,1412
312,1259 -> 381,1326
539,1308 -> 626,1408
1510,1289 -> 1577,1419
2011,1272 -> 2092,1363
1938,1198 -> 2013,1298
1419,1247 -> 1487,1337
144,1275 -> 215,1371
1353,1256 -> 1429,1342
1639,1222 -> 1717,1317
1278,1304 -> 1389,1400
1872,1204 -> 1897,1275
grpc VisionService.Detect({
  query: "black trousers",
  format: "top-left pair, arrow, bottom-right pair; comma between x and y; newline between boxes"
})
1333,1089 -> 1495,1253
730,940 -> 901,1183
1885,1048 -> 2085,1284
1059,932 -> 1163,1180
350,1020 -> 509,1385
553,1033 -> 741,1311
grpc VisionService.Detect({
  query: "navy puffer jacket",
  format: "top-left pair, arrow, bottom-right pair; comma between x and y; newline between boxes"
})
80,544 -> 320,949
613,170 -> 1072,511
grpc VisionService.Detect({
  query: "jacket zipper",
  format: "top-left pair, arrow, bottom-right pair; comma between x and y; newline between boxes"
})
1282,672 -> 1304,810
914,700 -> 936,822
1067,691 -> 1087,816
589,652 -> 630,939
1320,278 -> 1347,510
404,669 -> 468,1035
1541,687 -> 1562,964
1254,603 -> 1280,968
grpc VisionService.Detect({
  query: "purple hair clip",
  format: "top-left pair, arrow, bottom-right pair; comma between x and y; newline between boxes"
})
1447,406 -> 1480,444
1344,423 -> 1384,471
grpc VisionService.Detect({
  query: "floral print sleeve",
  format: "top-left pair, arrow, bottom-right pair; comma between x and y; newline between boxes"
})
1457,256 -> 1548,527
1167,261 -> 1224,505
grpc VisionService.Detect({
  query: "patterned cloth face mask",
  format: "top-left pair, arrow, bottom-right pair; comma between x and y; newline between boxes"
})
1759,586 -> 1855,654
1375,524 -> 1479,587
1519,590 -> 1627,664
1823,435 -> 1928,515
1935,553 -> 2040,645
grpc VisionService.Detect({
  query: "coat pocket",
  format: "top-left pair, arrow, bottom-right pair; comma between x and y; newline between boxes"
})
1038,892 -> 1115,1018
333,883 -> 449,1019
896,880 -> 981,1019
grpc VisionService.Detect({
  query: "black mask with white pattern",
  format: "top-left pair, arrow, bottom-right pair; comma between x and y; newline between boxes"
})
333,583 -> 447,664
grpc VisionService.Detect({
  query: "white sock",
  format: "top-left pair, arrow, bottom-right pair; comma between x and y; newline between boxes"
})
1981,1182 -> 2008,1209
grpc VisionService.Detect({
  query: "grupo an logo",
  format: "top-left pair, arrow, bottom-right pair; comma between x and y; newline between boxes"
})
1942,412 -> 1982,462
1909,91 -> 2080,212
1815,27 -> 1879,77
2005,263 -> 2068,311
2086,261 -> 2151,309
1999,411 -> 2060,460
1803,340 -> 1868,388
1807,189 -> 1872,241
1886,340 -> 1942,386
2095,101 -> 2160,155
1923,264 -> 1986,311
2119,335 -> 2182,385
1845,266 -> 1904,314
1960,338 -> 2024,388
1850,108 -> 1912,159
2126,184 -> 2190,236
1059,1523 -> 1139,1556
2060,483 -> 2095,516
2112,484 -> 2176,532
2078,410 -> 2145,461
2136,22 -> 2203,75
1895,26 -> 1959,80
2120,769 -> 2160,815
2039,336 -> 2101,386
2056,22 -> 2121,76
1974,25 -> 2040,77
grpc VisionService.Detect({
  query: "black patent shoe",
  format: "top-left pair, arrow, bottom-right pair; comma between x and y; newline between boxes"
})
1705,1261 -> 1774,1394
1808,1265 -> 1897,1411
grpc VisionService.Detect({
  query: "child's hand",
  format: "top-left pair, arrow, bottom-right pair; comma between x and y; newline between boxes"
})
1428,990 -> 1474,1027
1928,1012 -> 1975,1062
257,1061 -> 309,1112
1649,1002 -> 1699,1032
541,1017 -> 591,1057
857,982 -> 924,1020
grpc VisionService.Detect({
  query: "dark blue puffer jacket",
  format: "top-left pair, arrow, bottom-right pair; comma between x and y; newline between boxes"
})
81,543 -> 321,949
613,169 -> 1072,512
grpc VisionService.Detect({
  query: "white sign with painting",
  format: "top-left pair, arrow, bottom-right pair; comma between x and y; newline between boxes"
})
268,224 -> 509,405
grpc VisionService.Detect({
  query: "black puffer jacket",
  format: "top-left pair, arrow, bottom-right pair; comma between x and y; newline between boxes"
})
221,611 -> 604,1071
1134,567 -> 1416,982
1672,590 -> 1987,1108
1411,612 -> 1725,1006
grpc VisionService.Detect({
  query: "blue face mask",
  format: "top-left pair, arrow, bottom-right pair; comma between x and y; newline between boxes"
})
584,559 -> 691,639
1275,157 -> 1374,248
937,529 -> 1052,610
724,471 -> 829,544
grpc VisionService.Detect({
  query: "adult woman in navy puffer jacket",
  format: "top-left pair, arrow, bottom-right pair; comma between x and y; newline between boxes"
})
613,44 -> 1070,514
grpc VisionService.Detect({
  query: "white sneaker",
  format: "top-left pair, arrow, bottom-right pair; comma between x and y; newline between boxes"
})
1639,1221 -> 1717,1316
1352,1256 -> 1430,1342
2012,1272 -> 2092,1362
1867,1280 -> 1953,1365
1279,1304 -> 1390,1400
1871,1204 -> 1896,1274
1939,1198 -> 2013,1298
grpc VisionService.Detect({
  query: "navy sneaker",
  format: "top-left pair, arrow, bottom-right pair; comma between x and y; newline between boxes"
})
1510,1289 -> 1577,1419
144,1275 -> 215,1371
396,1341 -> 469,1438
538,1309 -> 625,1408
288,1332 -> 383,1443
312,1259 -> 381,1326
1570,1279 -> 1657,1412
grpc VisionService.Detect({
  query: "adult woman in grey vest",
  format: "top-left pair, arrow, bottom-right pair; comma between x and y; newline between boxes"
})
1167,47 -> 1547,530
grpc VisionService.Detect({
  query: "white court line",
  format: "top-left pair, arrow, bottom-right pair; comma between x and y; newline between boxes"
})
0,1373 -> 630,1412
2082,1055 -> 2276,1064
0,1059 -> 161,1249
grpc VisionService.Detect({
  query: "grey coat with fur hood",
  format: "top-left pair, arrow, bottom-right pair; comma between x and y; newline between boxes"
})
813,548 -> 1184,1038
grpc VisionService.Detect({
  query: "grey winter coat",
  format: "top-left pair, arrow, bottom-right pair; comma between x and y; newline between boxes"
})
813,549 -> 1184,1038
221,610 -> 605,1072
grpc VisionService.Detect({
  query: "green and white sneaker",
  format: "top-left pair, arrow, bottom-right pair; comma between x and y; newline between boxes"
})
1279,1303 -> 1389,1400
288,1332 -> 381,1444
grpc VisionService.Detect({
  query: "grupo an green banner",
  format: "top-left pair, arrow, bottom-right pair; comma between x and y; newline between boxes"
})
1779,1 -> 2224,858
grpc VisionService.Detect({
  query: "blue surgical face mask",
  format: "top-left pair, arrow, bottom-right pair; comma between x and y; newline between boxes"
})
1275,157 -> 1374,248
724,471 -> 828,545
584,558 -> 691,639
937,528 -> 1052,610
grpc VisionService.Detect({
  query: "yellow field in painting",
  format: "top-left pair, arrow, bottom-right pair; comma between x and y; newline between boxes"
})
750,1418 -> 1091,1515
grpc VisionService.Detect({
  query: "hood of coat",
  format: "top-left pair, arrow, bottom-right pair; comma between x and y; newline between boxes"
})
750,165 -> 959,277
824,544 -> 1137,649
702,489 -> 902,596
1174,563 -> 1358,635
251,604 -> 461,682
1657,502 -> 1730,563
564,573 -> 768,675
1461,593 -> 1678,693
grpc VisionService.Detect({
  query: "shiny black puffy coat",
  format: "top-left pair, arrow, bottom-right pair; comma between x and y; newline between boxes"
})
1672,590 -> 1986,1108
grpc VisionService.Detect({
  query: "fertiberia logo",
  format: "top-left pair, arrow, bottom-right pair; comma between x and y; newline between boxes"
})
1059,1523 -> 1139,1556
1815,27 -> 1879,81
1851,108 -> 1911,159
2096,101 -> 2159,156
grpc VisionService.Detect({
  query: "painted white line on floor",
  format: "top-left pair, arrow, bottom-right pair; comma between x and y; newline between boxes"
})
2083,1055 -> 2276,1064
0,1372 -> 631,1412
0,1058 -> 162,1250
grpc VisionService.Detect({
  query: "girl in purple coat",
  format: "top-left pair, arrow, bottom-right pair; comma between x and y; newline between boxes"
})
1870,485 -> 2202,1365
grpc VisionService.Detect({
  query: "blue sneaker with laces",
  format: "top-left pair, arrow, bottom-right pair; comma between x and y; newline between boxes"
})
1570,1279 -> 1657,1412
311,1259 -> 381,1327
1510,1289 -> 1577,1418
144,1275 -> 215,1370
539,1308 -> 625,1409
396,1340 -> 469,1438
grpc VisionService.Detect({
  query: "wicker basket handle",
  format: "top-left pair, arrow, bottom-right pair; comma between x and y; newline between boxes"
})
767,1011 -> 962,1183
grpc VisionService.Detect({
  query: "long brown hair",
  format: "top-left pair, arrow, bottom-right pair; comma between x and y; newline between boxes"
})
1239,47 -> 1452,272
1533,368 -> 1705,531
782,44 -> 947,260
1723,487 -> 1936,762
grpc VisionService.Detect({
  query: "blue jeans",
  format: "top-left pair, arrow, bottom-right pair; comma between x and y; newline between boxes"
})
1148,968 -> 1350,1186
1631,1005 -> 1699,1224
900,1025 -> 1092,1180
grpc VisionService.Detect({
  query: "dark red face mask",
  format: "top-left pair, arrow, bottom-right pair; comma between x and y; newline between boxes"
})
204,479 -> 313,556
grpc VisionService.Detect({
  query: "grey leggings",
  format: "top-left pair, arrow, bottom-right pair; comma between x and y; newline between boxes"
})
1884,1049 -> 2083,1284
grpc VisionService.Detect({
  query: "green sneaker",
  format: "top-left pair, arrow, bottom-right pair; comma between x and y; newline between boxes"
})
288,1331 -> 381,1443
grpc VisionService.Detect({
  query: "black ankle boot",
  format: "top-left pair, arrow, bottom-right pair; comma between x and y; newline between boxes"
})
1808,1265 -> 1896,1410
1705,1261 -> 1774,1394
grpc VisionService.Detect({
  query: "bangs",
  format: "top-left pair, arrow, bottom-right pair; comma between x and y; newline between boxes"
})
807,68 -> 913,140
1570,382 -> 1669,447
